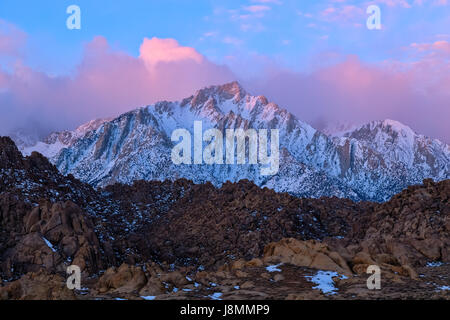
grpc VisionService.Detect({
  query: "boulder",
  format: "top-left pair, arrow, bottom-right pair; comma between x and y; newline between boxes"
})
96,264 -> 147,294
0,270 -> 76,300
263,238 -> 352,275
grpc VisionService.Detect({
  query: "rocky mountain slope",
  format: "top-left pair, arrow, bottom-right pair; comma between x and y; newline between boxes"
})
16,82 -> 449,202
0,137 -> 449,300
18,118 -> 111,159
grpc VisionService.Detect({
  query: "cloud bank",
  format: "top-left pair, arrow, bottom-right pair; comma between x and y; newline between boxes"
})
244,51 -> 450,142
0,32 -> 235,138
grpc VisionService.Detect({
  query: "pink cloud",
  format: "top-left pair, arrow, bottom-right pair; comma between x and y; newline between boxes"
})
139,37 -> 204,67
376,0 -> 412,8
0,19 -> 27,58
411,40 -> 450,55
0,22 -> 448,144
319,5 -> 365,25
244,5 -> 272,13
414,0 -> 448,6
233,4 -> 272,20
0,33 -> 234,137
245,54 -> 450,142
251,0 -> 282,4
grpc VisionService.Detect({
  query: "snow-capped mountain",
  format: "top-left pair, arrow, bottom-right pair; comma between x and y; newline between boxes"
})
18,118 -> 112,159
322,121 -> 359,137
331,119 -> 449,200
16,82 -> 450,202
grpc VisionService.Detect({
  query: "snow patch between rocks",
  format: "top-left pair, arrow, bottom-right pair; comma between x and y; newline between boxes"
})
42,237 -> 57,253
266,263 -> 283,272
208,292 -> 223,300
305,270 -> 348,295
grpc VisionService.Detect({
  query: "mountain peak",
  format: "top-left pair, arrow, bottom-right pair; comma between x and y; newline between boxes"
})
343,119 -> 418,140
368,119 -> 418,143
74,118 -> 112,136
378,119 -> 416,134
191,81 -> 247,107
11,83 -> 449,203
217,81 -> 246,97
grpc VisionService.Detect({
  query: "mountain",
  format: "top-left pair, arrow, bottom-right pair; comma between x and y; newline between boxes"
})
321,121 -> 359,137
17,118 -> 112,159
15,82 -> 450,202
330,119 -> 449,200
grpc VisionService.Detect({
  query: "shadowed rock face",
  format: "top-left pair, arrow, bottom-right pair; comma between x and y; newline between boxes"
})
0,196 -> 107,278
0,137 -> 24,169
0,137 -> 449,300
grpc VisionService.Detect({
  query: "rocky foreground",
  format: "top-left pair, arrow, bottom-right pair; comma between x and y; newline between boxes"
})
0,136 -> 449,300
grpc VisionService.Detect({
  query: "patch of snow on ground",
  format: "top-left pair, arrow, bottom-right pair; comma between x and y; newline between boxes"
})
208,292 -> 223,300
141,296 -> 156,300
42,237 -> 57,253
427,261 -> 444,267
266,263 -> 283,272
305,270 -> 348,295
22,140 -> 67,158
437,286 -> 450,291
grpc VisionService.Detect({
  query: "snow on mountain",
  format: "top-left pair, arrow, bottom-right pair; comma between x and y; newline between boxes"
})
17,82 -> 450,202
322,121 -> 360,137
8,129 -> 40,149
17,118 -> 112,158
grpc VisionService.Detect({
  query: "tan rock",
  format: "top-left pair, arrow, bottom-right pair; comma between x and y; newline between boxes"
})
240,281 -> 254,289
139,277 -> 165,296
260,273 -> 271,280
246,258 -> 263,267
409,239 -> 442,261
273,274 -> 284,282
96,264 -> 147,294
352,264 -> 370,275
235,270 -> 249,278
401,264 -> 418,280
352,252 -> 376,266
231,259 -> 246,270
159,271 -> 189,287
0,270 -> 76,300
374,253 -> 398,266
263,238 -> 352,275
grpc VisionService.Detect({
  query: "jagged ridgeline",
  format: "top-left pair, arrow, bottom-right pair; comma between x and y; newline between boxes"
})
15,82 -> 450,202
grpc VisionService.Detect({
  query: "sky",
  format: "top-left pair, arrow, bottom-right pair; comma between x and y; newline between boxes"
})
0,0 -> 449,142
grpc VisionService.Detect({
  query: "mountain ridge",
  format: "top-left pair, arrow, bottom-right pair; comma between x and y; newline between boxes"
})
12,81 -> 450,202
